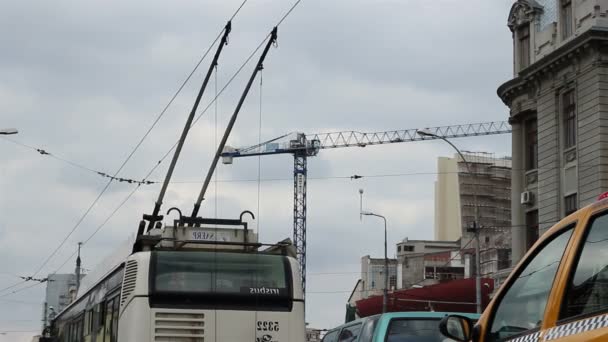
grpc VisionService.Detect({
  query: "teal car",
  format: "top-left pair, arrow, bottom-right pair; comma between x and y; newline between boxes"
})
322,312 -> 480,342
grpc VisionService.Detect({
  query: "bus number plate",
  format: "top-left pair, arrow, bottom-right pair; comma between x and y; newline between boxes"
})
257,321 -> 280,332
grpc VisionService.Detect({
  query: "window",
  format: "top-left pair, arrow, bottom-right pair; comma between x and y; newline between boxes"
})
398,246 -> 402,252
104,299 -> 114,342
565,194 -> 577,216
112,298 -> 119,342
389,275 -> 397,289
151,252 -> 292,310
488,227 -> 574,341
561,0 -> 573,39
321,330 -> 339,342
526,210 -> 539,250
498,249 -> 511,270
518,25 -> 530,70
84,310 -> 91,336
153,251 -> 288,295
338,323 -> 362,342
561,212 -> 608,319
387,319 -> 445,341
403,246 -> 414,252
358,317 -> 379,342
563,90 -> 576,149
525,118 -> 538,170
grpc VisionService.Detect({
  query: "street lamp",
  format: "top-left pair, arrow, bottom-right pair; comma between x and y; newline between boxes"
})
416,128 -> 482,314
0,128 -> 18,135
360,209 -> 389,313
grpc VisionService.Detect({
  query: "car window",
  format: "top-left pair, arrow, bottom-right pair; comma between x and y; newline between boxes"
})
358,317 -> 379,342
561,212 -> 608,319
488,227 -> 574,341
386,318 -> 445,342
338,323 -> 361,342
322,330 -> 339,342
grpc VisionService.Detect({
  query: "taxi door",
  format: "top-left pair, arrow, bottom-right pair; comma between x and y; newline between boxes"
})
472,201 -> 608,342
538,204 -> 608,341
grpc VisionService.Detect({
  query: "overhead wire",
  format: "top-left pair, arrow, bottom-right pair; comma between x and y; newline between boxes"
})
0,282 -> 43,299
0,281 -> 27,295
24,0 -> 252,279
8,132 -> 608,185
34,0 -> 306,278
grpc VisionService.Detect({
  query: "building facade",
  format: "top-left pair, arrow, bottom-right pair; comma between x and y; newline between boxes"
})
360,255 -> 398,299
398,247 -> 469,290
42,273 -> 84,328
306,327 -> 322,342
433,153 -> 513,280
500,0 -> 608,263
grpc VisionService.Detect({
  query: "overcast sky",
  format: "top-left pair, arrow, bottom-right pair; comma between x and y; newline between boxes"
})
0,0 -> 514,340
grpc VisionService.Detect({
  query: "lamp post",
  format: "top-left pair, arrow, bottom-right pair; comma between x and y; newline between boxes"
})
416,128 -> 482,314
361,209 -> 389,313
0,128 -> 18,135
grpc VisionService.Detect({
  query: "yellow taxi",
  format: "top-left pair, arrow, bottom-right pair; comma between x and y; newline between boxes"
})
439,193 -> 608,342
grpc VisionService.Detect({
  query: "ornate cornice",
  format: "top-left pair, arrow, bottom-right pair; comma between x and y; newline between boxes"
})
497,28 -> 608,106
508,0 -> 543,31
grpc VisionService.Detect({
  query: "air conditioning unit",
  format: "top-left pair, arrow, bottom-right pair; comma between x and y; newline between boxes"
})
521,191 -> 534,205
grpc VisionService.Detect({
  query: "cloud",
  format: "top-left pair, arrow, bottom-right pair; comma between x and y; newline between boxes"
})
0,0 -> 514,332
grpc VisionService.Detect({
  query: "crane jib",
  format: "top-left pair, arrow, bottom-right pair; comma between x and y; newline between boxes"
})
219,120 -> 513,294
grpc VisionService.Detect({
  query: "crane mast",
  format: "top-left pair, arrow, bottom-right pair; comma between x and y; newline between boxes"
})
221,121 -> 513,294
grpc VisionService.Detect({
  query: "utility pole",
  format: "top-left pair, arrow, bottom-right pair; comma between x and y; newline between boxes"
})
75,242 -> 82,293
361,208 -> 389,313
417,129 -> 482,314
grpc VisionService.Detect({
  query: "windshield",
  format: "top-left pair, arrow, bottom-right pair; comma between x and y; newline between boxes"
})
152,251 -> 290,295
386,318 -> 458,342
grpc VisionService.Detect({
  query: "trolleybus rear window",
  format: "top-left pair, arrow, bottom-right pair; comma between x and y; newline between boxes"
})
151,251 -> 291,298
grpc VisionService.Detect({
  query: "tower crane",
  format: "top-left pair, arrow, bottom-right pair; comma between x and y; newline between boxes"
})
220,121 -> 512,293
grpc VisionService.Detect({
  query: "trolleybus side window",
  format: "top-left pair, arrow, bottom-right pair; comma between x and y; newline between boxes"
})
112,297 -> 119,342
487,226 -> 574,341
103,297 -> 119,342
561,212 -> 608,320
84,309 -> 91,337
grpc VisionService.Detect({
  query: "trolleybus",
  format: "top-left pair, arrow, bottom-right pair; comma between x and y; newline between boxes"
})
48,217 -> 305,342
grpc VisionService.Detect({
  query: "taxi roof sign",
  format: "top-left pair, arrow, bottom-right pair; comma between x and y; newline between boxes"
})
598,192 -> 608,201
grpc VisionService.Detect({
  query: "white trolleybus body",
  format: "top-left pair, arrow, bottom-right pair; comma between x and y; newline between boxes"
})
50,215 -> 305,342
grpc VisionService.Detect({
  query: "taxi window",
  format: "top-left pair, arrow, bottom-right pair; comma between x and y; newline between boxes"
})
488,227 -> 574,341
561,212 -> 608,319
